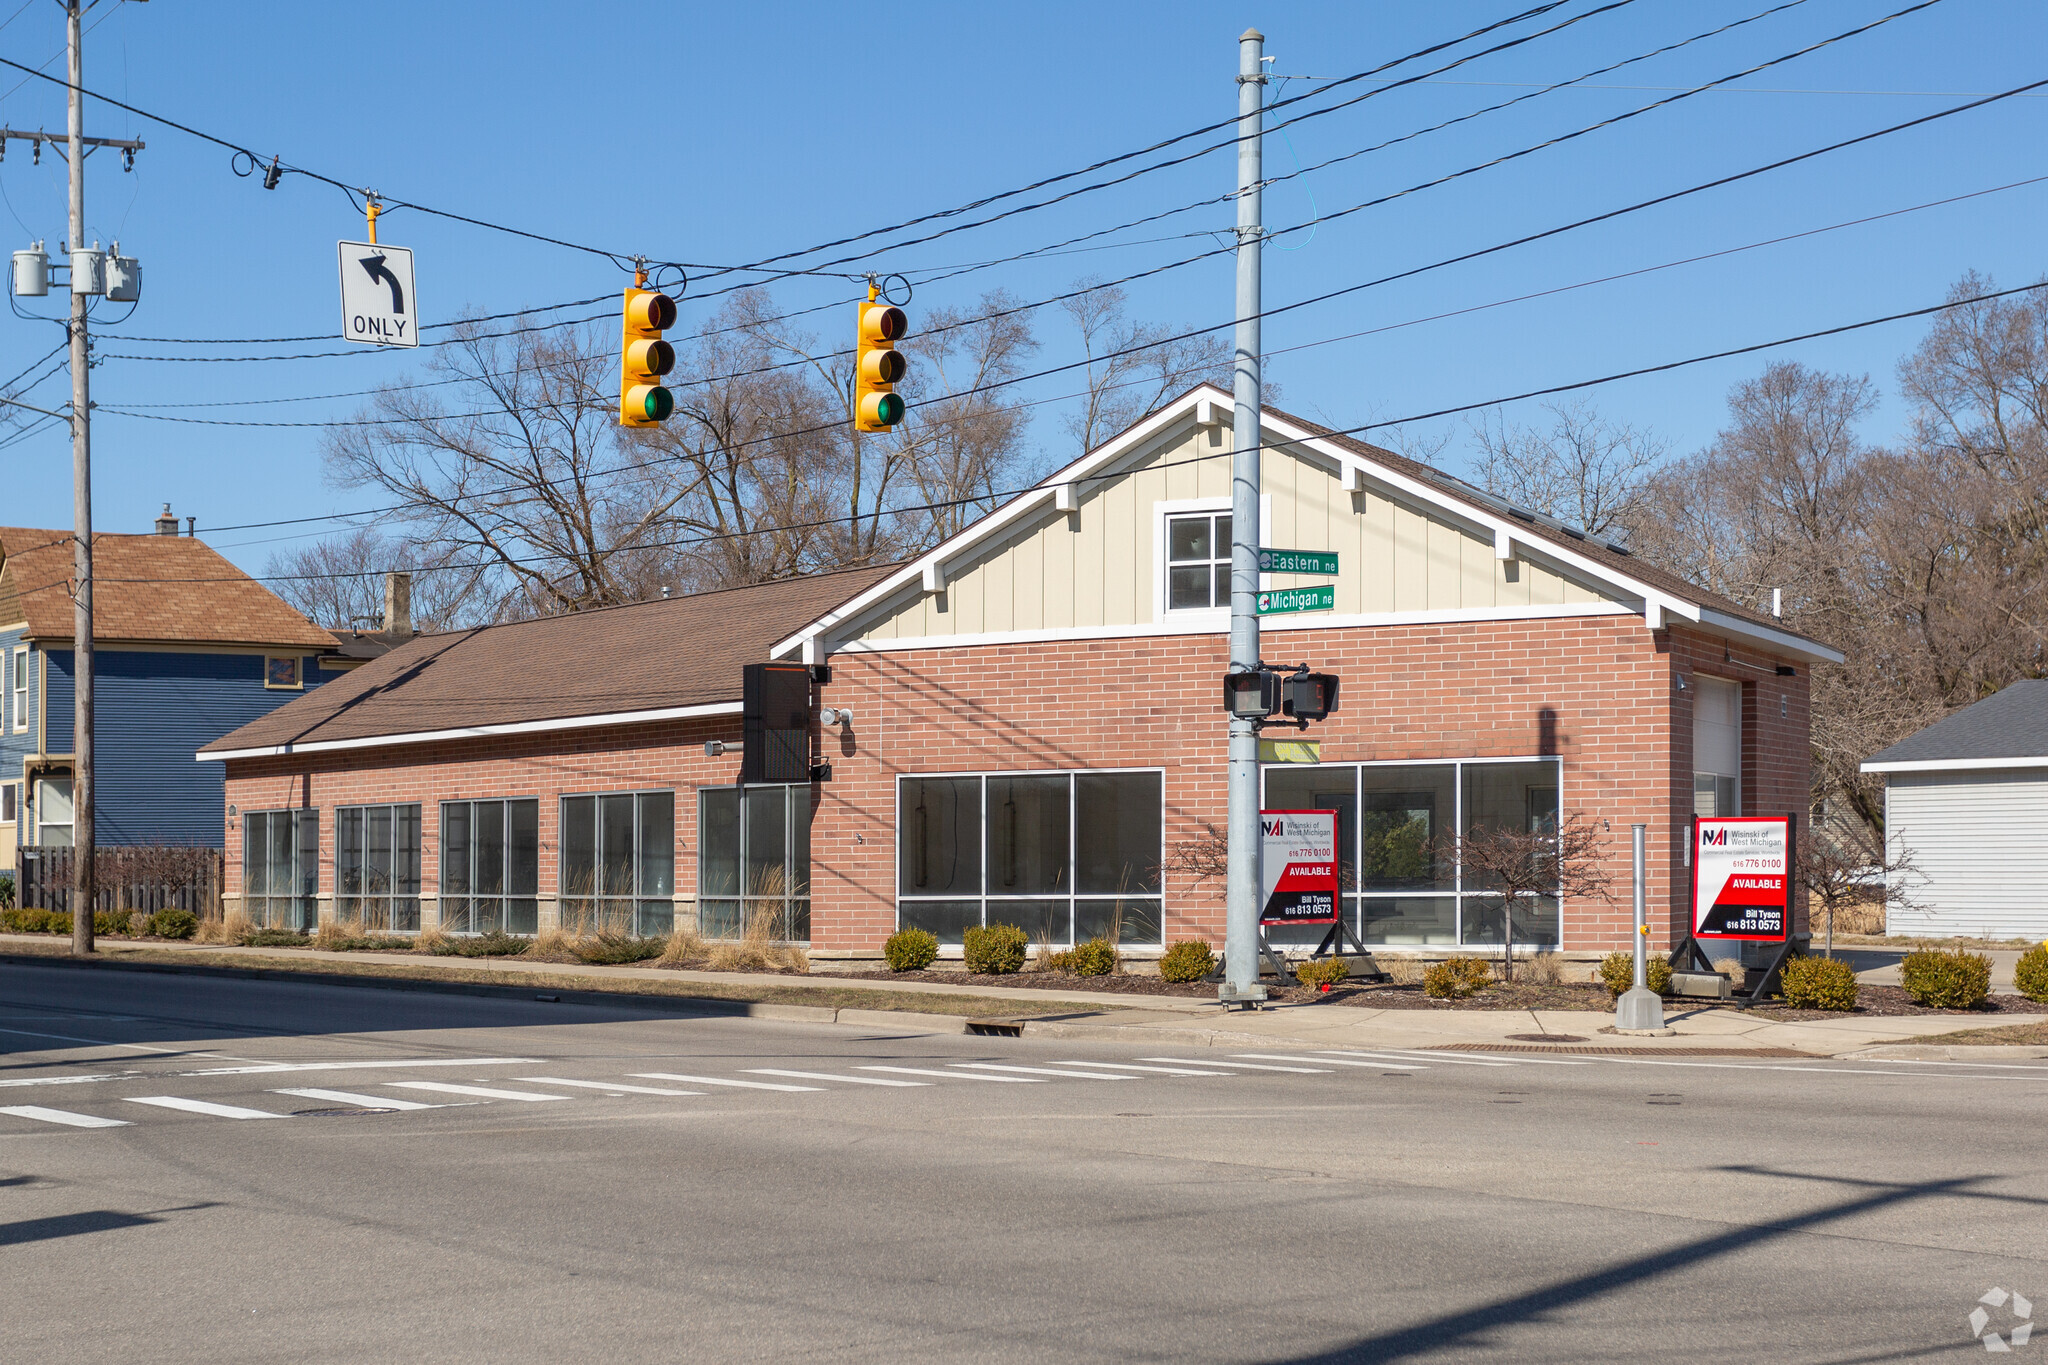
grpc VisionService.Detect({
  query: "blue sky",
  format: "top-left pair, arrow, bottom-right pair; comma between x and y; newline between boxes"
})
0,0 -> 2042,574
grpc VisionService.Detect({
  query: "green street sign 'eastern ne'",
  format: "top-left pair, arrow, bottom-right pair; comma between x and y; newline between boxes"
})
1257,547 -> 1338,575
1256,585 -> 1336,616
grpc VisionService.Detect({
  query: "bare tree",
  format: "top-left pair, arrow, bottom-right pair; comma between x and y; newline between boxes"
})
1469,399 -> 1665,538
1800,820 -> 1924,955
894,290 -> 1040,543
263,527 -> 473,633
1061,281 -> 1231,454
1437,812 -> 1613,981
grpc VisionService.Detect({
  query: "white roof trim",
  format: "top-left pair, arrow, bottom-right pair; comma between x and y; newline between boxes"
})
1695,608 -> 1845,665
1860,755 -> 2048,775
197,699 -> 743,763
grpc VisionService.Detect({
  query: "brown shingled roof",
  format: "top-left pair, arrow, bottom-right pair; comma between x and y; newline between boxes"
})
199,563 -> 898,756
0,526 -> 337,650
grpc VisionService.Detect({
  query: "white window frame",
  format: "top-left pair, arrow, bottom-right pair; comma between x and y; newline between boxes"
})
32,774 -> 72,847
1152,495 -> 1270,625
9,647 -> 25,733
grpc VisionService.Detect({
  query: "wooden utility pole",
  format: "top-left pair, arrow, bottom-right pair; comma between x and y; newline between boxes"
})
66,0 -> 94,955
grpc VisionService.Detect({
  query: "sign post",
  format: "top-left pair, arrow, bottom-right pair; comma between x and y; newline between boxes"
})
1684,814 -> 1802,1005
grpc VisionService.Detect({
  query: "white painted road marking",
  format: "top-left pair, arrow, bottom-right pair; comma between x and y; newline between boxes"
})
952,1063 -> 1132,1081
1370,1049 -> 1589,1066
1853,1058 -> 2048,1072
1139,1057 -> 1333,1073
0,1027 -> 197,1055
1234,1053 -> 1424,1070
0,1073 -> 123,1088
513,1077 -> 704,1096
0,1104 -> 130,1128
272,1088 -> 441,1110
125,1096 -> 282,1120
857,1066 -> 1045,1083
183,1058 -> 540,1077
746,1069 -> 930,1087
386,1082 -> 568,1102
1054,1061 -> 1237,1077
631,1072 -> 822,1093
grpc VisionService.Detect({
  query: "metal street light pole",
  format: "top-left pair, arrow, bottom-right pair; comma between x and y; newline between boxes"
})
66,0 -> 95,956
1223,28 -> 1265,998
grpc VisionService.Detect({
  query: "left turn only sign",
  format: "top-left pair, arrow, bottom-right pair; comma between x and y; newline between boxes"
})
337,240 -> 418,347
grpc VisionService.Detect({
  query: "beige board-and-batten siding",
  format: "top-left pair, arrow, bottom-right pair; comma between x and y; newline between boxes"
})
855,417 -> 1617,641
1885,768 -> 2048,940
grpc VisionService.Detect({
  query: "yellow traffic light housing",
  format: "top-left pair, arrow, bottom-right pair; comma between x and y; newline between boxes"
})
620,286 -> 677,426
854,299 -> 907,432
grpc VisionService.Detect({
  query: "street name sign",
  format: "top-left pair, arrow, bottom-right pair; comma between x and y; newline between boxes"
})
338,240 -> 418,347
1258,548 -> 1338,575
1691,816 -> 1791,941
1259,809 -> 1340,924
1256,585 -> 1335,616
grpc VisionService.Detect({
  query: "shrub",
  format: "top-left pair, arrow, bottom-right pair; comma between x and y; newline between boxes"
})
1158,939 -> 1216,983
92,910 -> 128,936
1423,961 -> 1477,999
1598,951 -> 1672,998
242,928 -> 312,947
150,908 -> 197,940
2016,944 -> 2048,1004
570,932 -> 662,964
0,873 -> 13,909
884,927 -> 939,972
1899,948 -> 1992,1009
125,911 -> 154,937
1295,957 -> 1349,990
1067,937 -> 1118,976
963,922 -> 1028,975
1780,955 -> 1859,1011
2,906 -> 61,933
1040,948 -> 1076,973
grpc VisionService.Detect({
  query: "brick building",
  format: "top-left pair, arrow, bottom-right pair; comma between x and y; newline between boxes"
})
199,387 -> 1836,955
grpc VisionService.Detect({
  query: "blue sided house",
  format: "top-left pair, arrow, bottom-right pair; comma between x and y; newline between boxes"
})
1,518 -> 342,869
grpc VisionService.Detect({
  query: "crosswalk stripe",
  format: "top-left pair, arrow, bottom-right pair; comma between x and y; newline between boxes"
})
125,1096 -> 282,1120
745,1069 -> 929,1087
1052,1061 -> 1236,1077
0,1104 -> 130,1128
512,1077 -> 704,1096
1234,1053 -> 1420,1070
385,1082 -> 567,1102
1361,1049 -> 1577,1067
1138,1056 -> 1332,1074
951,1063 -> 1132,1081
0,1074 -> 121,1089
856,1066 -> 1045,1083
631,1072 -> 822,1093
182,1058 -> 540,1077
272,1087 -> 440,1110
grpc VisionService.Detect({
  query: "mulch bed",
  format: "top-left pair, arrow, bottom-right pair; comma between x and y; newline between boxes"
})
1315,981 -> 1617,1011
1742,983 -> 2037,1020
816,967 -> 1217,998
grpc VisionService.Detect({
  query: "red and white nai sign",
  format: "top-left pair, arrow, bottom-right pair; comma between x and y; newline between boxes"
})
1692,816 -> 1791,941
1260,809 -> 1340,924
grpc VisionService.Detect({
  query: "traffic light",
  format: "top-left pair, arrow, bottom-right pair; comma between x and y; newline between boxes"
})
855,298 -> 907,432
619,286 -> 677,426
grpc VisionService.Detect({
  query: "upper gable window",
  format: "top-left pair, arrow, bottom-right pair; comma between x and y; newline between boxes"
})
264,655 -> 303,690
1166,512 -> 1232,611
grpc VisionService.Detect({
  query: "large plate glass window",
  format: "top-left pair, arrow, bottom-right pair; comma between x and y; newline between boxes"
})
1265,758 -> 1562,947
336,804 -> 422,932
440,799 -> 538,935
242,808 -> 318,930
697,784 -> 812,942
560,791 -> 674,938
896,770 -> 1163,947
1166,512 -> 1232,611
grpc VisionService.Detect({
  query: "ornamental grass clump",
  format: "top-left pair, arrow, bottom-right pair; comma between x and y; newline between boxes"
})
571,932 -> 663,964
1157,939 -> 1215,983
2016,944 -> 2048,1004
1597,951 -> 1672,998
1294,957 -> 1349,990
963,922 -> 1028,975
1899,948 -> 1992,1009
884,927 -> 939,972
1779,955 -> 1859,1011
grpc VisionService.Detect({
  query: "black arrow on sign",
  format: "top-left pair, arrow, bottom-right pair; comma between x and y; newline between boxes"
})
358,254 -> 405,314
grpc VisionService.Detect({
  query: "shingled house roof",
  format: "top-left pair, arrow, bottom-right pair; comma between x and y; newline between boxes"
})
1863,680 -> 2048,773
0,526 -> 337,651
199,564 -> 898,758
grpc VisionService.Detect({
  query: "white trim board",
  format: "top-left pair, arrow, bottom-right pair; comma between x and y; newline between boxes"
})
828,602 -> 1634,656
1860,756 -> 2048,775
198,700 -> 743,762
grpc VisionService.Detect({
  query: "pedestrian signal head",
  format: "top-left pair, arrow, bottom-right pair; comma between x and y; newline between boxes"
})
620,286 -> 677,427
855,301 -> 908,432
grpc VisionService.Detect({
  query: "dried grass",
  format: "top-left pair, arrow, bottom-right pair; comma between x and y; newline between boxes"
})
414,924 -> 451,954
528,926 -> 575,959
1712,956 -> 1745,982
1518,953 -> 1565,985
705,943 -> 743,972
1380,957 -> 1427,986
1821,902 -> 1887,936
196,907 -> 251,945
125,911 -> 152,937
780,944 -> 809,974
657,926 -> 704,966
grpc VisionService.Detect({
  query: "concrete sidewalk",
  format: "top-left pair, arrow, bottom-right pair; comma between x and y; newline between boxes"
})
6,933 -> 2043,1057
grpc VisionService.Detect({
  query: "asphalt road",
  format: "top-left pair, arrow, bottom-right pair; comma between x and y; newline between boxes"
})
2,962 -> 2044,1364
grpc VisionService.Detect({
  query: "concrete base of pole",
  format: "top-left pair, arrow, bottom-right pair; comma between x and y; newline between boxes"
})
1614,986 -> 1667,1032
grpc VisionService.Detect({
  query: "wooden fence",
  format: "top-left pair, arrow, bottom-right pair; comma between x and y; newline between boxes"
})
16,845 -> 224,916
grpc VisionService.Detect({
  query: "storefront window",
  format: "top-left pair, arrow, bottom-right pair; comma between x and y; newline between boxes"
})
243,808 -> 318,930
896,770 -> 1163,946
1265,758 -> 1563,947
697,784 -> 812,942
336,803 -> 422,932
440,799 -> 539,935
560,791 -> 674,938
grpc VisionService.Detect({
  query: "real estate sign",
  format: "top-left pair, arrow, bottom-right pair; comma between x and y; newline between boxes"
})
1259,809 -> 1340,924
1691,816 -> 1791,941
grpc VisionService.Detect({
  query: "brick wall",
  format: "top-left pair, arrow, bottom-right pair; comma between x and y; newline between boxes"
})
220,614 -> 1812,953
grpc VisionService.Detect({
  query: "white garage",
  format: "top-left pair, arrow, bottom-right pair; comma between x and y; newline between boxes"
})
1861,680 -> 2048,941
